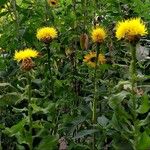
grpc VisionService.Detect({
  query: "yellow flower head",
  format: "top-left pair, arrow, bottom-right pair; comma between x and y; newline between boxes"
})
91,27 -> 106,43
36,27 -> 57,43
47,0 -> 58,6
14,48 -> 38,62
83,51 -> 106,68
115,18 -> 148,41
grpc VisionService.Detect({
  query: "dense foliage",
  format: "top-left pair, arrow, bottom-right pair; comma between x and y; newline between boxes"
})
0,0 -> 150,150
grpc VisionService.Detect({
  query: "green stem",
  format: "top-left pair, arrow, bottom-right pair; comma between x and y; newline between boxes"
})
130,43 -> 137,119
82,0 -> 87,32
129,43 -> 138,149
9,0 -> 20,52
28,73 -> 33,150
46,44 -> 54,99
45,0 -> 49,24
72,0 -> 79,106
0,132 -> 2,150
11,0 -> 19,39
92,45 -> 99,123
92,44 -> 100,150
6,3 -> 15,22
46,44 -> 51,75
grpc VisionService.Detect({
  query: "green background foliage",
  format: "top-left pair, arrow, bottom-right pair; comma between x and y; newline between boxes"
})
0,0 -> 150,149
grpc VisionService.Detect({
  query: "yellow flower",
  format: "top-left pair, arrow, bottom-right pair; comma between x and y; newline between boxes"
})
14,48 -> 38,62
115,18 -> 148,41
91,27 -> 106,43
36,27 -> 57,43
83,51 -> 106,67
47,0 -> 58,6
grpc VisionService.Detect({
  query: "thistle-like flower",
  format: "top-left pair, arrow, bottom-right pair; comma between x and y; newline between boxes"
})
115,18 -> 148,42
14,48 -> 38,71
91,27 -> 106,43
36,27 -> 57,44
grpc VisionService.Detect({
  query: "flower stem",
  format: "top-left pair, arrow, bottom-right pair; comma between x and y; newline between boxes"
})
46,44 -> 54,99
82,0 -> 87,32
46,44 -> 51,75
92,45 -> 99,123
129,43 -> 138,149
45,0 -> 49,23
92,43 -> 100,150
10,0 -> 20,52
28,73 -> 33,150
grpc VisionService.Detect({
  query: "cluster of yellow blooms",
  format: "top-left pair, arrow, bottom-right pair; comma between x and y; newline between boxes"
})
14,26 -> 58,70
84,26 -> 106,67
13,17 -> 148,70
84,17 -> 148,68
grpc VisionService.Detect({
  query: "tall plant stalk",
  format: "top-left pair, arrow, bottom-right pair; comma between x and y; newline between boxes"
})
11,0 -> 19,33
129,43 -> 138,149
45,43 -> 54,99
130,43 -> 137,118
8,0 -> 20,53
92,44 -> 100,150
82,0 -> 87,32
72,0 -> 79,106
45,0 -> 49,23
27,73 -> 33,150
11,0 -> 19,40
46,44 -> 51,76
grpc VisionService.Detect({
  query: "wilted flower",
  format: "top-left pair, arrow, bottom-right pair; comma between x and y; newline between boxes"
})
83,51 -> 106,67
80,33 -> 89,50
47,0 -> 58,6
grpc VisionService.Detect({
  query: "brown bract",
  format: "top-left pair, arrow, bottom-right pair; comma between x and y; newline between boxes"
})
21,58 -> 35,71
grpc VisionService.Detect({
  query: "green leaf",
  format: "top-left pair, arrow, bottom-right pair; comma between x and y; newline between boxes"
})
108,91 -> 130,109
31,103 -> 55,114
114,81 -> 131,91
37,135 -> 58,150
0,83 -> 12,87
73,129 -> 98,139
67,116 -> 86,136
137,94 -> 150,114
31,103 -> 45,114
97,115 -> 109,127
138,113 -> 150,127
16,130 -> 31,145
137,132 -> 150,150
0,0 -> 7,6
0,124 -> 5,130
111,113 -> 121,131
0,92 -> 21,107
0,82 -> 18,93
3,118 -> 27,136
0,11 -> 8,17
69,143 -> 91,150
32,121 -> 43,129
71,116 -> 86,126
